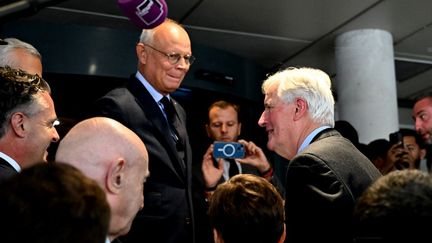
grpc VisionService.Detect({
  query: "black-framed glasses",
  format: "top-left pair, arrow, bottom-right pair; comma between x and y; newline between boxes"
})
145,44 -> 195,65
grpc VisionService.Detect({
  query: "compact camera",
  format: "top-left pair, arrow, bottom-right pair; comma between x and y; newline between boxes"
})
213,142 -> 245,159
389,131 -> 404,147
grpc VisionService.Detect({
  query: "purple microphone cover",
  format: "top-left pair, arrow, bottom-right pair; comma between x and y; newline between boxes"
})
118,0 -> 168,29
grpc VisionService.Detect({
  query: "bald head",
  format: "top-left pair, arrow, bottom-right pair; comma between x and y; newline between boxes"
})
56,117 -> 148,179
55,117 -> 149,240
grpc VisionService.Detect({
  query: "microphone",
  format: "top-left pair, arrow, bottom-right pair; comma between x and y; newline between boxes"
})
117,0 -> 168,29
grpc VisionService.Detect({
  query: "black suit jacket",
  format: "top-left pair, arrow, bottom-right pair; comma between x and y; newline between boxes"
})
94,76 -> 194,243
284,128 -> 381,243
0,157 -> 18,184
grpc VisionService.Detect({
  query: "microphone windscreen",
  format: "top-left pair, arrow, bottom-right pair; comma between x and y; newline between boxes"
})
118,0 -> 168,29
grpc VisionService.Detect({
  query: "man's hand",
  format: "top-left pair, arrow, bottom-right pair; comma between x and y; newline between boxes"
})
201,144 -> 223,189
236,139 -> 271,173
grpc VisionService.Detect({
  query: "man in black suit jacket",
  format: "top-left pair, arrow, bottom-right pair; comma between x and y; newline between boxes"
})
0,67 -> 60,183
94,19 -> 196,243
195,100 -> 284,243
256,67 -> 382,243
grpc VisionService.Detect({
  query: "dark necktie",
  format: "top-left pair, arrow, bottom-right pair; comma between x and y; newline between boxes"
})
160,96 -> 186,172
227,159 -> 239,178
160,96 -> 180,143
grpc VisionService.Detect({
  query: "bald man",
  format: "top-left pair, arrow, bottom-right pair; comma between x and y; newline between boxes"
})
55,117 -> 150,242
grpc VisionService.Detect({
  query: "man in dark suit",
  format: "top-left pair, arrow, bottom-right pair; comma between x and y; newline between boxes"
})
94,18 -> 196,243
256,67 -> 382,243
195,100 -> 283,243
0,66 -> 60,183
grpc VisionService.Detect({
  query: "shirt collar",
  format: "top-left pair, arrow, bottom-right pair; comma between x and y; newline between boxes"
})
135,71 -> 170,103
0,151 -> 21,172
297,126 -> 331,154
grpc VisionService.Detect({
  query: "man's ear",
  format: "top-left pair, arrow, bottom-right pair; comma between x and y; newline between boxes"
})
293,98 -> 308,121
205,124 -> 211,138
10,112 -> 27,138
237,122 -> 242,137
278,223 -> 286,243
106,159 -> 126,194
136,43 -> 148,65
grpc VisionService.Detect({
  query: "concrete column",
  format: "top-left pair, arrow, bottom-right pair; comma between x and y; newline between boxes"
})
335,29 -> 398,144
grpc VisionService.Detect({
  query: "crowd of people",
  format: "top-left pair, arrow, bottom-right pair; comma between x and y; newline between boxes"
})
1,18 -> 432,243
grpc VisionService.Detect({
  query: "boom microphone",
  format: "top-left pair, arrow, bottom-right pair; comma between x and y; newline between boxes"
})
117,0 -> 168,29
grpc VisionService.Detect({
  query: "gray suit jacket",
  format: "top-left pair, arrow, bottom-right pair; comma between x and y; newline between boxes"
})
284,128 -> 381,243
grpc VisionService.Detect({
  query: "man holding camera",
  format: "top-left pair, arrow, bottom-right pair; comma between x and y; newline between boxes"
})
193,100 -> 283,243
386,129 -> 426,173
200,100 -> 279,188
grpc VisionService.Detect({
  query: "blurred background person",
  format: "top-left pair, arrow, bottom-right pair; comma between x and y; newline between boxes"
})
412,92 -> 432,172
365,139 -> 391,174
353,169 -> 432,242
55,117 -> 150,243
208,174 -> 285,243
0,162 -> 110,243
386,128 -> 426,172
0,37 -> 42,76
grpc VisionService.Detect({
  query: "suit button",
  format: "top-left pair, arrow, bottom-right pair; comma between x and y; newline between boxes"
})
185,217 -> 191,225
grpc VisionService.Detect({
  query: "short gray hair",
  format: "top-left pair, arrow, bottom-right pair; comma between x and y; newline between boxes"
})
262,67 -> 335,127
0,38 -> 41,68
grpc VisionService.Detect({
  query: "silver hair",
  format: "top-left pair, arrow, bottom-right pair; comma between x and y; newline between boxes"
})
262,67 -> 335,127
0,38 -> 41,68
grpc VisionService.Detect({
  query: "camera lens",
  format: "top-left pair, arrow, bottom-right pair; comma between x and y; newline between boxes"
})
222,144 -> 236,157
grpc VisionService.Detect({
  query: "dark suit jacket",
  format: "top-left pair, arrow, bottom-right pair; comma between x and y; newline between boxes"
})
94,76 -> 194,243
0,157 -> 18,184
284,128 -> 381,243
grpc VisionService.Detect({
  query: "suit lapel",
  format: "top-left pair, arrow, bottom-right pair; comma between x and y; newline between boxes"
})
126,78 -> 186,178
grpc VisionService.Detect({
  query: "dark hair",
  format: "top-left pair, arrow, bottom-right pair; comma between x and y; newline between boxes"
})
207,100 -> 240,124
413,91 -> 432,104
397,128 -> 425,149
208,174 -> 285,243
0,66 -> 51,137
353,170 -> 432,242
0,162 -> 110,243
366,139 -> 390,161
334,120 -> 359,146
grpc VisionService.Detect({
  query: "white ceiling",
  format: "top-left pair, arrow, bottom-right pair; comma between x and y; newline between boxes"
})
3,0 -> 432,104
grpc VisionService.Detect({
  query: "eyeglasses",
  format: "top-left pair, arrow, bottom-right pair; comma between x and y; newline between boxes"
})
145,44 -> 195,65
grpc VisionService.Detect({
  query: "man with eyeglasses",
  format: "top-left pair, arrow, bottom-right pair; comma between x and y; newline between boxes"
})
0,66 -> 60,183
94,18 -> 195,243
0,38 -> 43,77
